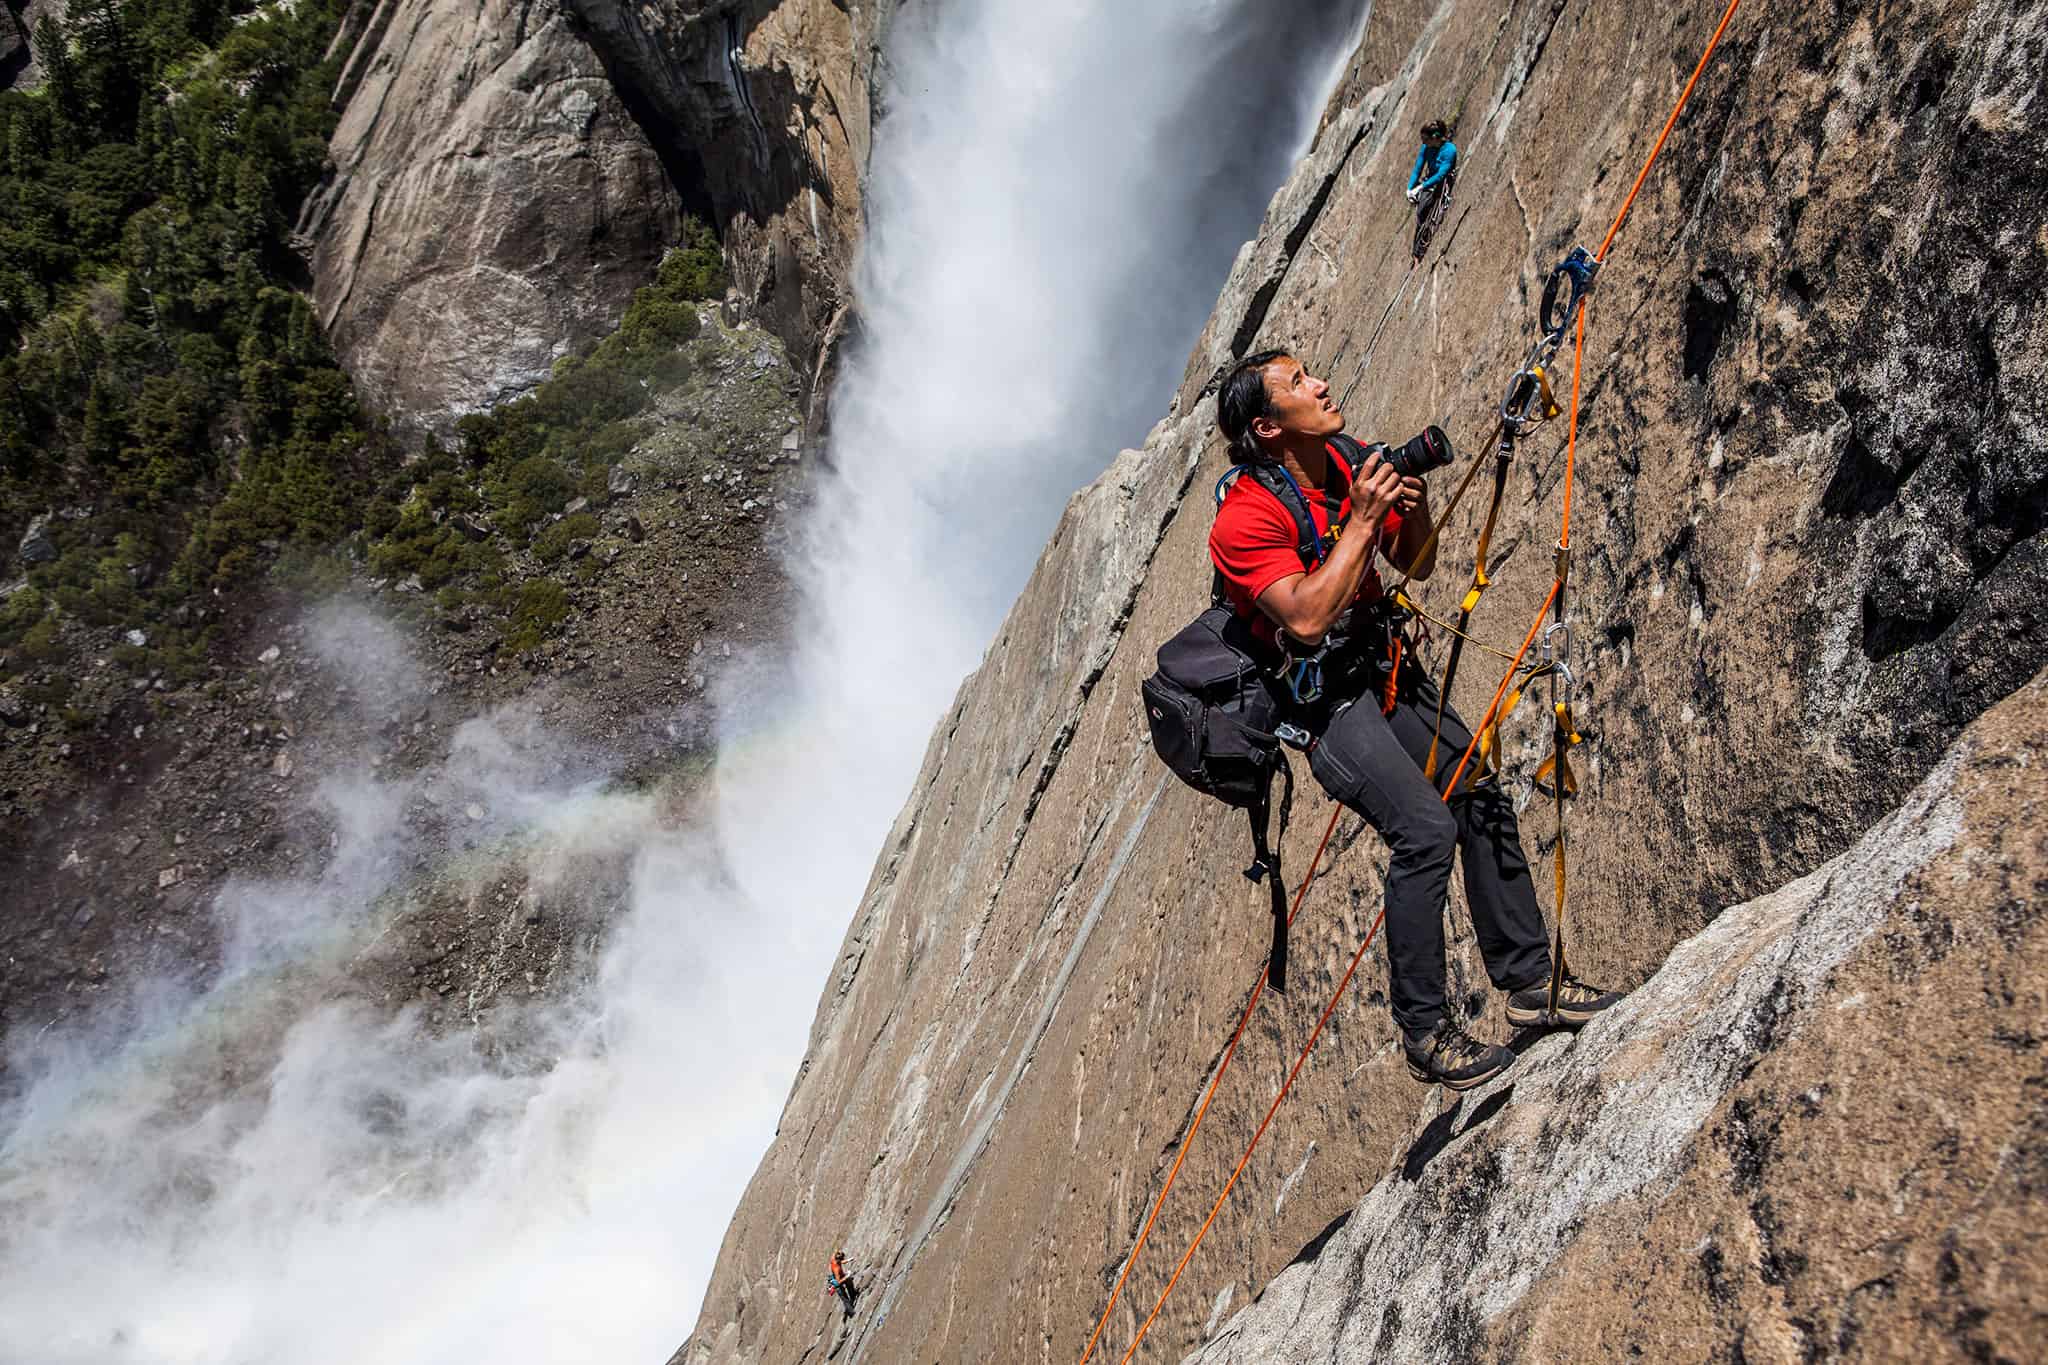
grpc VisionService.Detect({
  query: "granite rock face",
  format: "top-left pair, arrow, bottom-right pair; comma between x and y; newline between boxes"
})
305,0 -> 892,440
556,0 -> 896,428
687,0 -> 2046,1361
0,0 -> 62,91
301,0 -> 684,442
1189,669 -> 2048,1362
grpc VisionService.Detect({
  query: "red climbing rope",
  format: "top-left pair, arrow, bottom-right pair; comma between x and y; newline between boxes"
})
1094,2 -> 1745,1357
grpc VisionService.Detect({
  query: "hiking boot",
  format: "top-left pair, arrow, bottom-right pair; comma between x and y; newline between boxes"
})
1403,1019 -> 1514,1091
1506,973 -> 1622,1029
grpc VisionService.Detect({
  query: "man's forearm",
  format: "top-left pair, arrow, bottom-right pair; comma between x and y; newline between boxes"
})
1287,513 -> 1387,639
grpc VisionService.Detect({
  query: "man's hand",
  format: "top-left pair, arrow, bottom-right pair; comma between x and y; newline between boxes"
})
1405,186 -> 1420,203
1352,453 -> 1404,529
1395,474 -> 1427,513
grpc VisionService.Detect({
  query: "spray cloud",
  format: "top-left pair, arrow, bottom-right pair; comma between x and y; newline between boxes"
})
0,3 -> 1367,1359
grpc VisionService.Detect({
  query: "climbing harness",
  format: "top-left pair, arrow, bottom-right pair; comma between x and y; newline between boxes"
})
1090,1 -> 1746,1358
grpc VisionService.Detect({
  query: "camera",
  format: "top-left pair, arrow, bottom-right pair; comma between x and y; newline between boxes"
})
1361,425 -> 1454,479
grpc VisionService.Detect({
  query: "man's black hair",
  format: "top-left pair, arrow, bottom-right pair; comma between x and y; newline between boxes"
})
1217,348 -> 1290,465
1422,119 -> 1448,141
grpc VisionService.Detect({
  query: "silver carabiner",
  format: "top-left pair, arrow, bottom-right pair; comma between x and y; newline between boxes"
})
1542,621 -> 1575,703
1501,363 -> 1562,435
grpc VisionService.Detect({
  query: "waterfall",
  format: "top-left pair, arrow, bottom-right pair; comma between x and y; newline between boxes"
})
0,3 -> 1368,1361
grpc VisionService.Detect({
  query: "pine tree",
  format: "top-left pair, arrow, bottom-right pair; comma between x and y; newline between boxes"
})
82,370 -> 131,467
35,17 -> 83,152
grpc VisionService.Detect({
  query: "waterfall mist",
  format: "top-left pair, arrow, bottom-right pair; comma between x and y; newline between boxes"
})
0,2 -> 1367,1360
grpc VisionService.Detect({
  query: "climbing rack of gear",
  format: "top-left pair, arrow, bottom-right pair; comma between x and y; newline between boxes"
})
1078,2 -> 1747,1358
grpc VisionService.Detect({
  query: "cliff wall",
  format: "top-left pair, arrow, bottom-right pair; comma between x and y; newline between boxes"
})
304,0 -> 893,438
298,0 -> 684,441
1191,668 -> 2046,1362
685,0 -> 2045,1360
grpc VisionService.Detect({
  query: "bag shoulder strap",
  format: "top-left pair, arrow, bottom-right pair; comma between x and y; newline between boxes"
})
1328,433 -> 1376,493
1241,760 -> 1294,994
1238,462 -> 1325,571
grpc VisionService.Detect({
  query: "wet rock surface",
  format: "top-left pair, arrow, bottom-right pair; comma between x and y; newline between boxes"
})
686,0 -> 2047,1361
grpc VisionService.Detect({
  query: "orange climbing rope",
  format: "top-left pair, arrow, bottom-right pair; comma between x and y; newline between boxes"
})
1074,801 -> 1344,1365
1092,1 -> 1744,1357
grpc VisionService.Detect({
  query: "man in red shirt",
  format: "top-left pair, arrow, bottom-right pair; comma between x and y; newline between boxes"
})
825,1249 -> 856,1319
1209,350 -> 1618,1091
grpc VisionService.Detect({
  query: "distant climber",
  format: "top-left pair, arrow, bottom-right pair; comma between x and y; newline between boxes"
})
824,1250 -> 857,1319
1405,120 -> 1458,262
1208,351 -> 1620,1091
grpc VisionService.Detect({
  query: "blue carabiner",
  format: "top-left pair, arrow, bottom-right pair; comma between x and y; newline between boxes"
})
1540,247 -> 1600,341
1287,654 -> 1325,705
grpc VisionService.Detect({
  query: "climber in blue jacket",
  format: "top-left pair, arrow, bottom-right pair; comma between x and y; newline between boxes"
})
1405,120 -> 1458,261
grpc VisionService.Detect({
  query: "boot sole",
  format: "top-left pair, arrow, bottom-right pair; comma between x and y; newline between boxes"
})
1506,1002 -> 1614,1029
1405,1055 -> 1512,1091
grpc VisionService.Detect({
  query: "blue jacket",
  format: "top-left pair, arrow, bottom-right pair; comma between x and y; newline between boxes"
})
1408,140 -> 1458,192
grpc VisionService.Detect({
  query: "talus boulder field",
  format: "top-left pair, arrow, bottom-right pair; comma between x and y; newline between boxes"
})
686,0 -> 2044,1361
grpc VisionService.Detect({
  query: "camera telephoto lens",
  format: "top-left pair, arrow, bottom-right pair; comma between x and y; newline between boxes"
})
1383,425 -> 1454,479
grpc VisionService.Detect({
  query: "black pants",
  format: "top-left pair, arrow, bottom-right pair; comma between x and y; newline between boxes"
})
1305,660 -> 1550,1036
1413,182 -> 1448,258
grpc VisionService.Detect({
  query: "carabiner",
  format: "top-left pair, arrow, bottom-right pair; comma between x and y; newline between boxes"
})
1286,654 -> 1325,705
1541,621 -> 1575,703
1539,247 -> 1600,341
1501,364 -> 1561,434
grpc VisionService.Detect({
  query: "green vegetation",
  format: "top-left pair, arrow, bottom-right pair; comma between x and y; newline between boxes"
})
0,0 -> 371,678
385,223 -> 726,628
454,220 -> 723,484
0,0 -> 728,680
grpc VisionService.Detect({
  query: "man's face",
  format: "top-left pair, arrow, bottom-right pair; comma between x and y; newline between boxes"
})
1252,355 -> 1343,445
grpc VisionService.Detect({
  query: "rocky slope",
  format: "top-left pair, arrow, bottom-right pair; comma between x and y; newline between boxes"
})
684,0 -> 2045,1360
0,306 -> 808,1061
305,0 -> 893,438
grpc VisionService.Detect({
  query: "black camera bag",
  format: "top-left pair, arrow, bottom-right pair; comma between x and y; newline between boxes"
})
1140,445 -> 1370,992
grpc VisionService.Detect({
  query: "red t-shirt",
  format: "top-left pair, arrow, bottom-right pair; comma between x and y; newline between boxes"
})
1208,443 -> 1404,648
